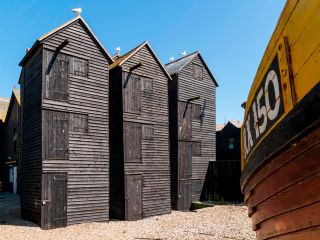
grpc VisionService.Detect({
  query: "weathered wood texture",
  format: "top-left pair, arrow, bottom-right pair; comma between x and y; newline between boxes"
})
168,77 -> 178,208
216,122 -> 241,161
3,93 -> 21,193
201,161 -> 243,202
109,44 -> 171,220
0,120 -> 5,189
243,126 -> 320,240
20,48 -> 43,226
41,20 -> 109,226
201,122 -> 243,202
167,53 -> 217,210
20,18 -> 110,228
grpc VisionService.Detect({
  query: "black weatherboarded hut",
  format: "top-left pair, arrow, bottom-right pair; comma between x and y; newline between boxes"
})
109,41 -> 171,220
19,16 -> 112,229
165,52 -> 218,210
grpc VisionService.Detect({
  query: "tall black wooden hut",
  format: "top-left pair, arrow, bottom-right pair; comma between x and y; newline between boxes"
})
109,41 -> 171,220
3,88 -> 21,194
165,51 -> 218,210
0,98 -> 9,191
19,16 -> 112,229
201,121 -> 243,202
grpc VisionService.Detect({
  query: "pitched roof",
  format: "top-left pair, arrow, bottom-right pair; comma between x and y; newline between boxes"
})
229,120 -> 242,129
110,41 -> 172,80
4,88 -> 21,123
165,51 -> 198,75
216,124 -> 225,131
13,88 -> 20,105
0,98 -> 10,122
216,120 -> 242,131
165,51 -> 218,86
19,16 -> 112,66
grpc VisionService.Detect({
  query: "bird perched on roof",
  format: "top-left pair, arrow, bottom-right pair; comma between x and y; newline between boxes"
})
181,50 -> 187,56
72,8 -> 82,16
116,47 -> 121,53
169,56 -> 174,62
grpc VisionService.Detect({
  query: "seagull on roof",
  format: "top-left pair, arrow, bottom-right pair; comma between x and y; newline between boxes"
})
181,50 -> 187,56
72,8 -> 82,16
116,47 -> 121,52
169,56 -> 174,62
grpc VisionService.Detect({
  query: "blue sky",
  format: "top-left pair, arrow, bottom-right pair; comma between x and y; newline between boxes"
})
0,0 -> 286,123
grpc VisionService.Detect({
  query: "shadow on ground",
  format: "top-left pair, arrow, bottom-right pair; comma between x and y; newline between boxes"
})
0,192 -> 38,227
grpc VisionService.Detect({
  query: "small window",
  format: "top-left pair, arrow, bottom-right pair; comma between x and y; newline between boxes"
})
142,125 -> 154,140
192,142 -> 201,156
192,104 -> 201,120
71,57 -> 88,77
193,64 -> 203,81
142,77 -> 153,93
192,180 -> 203,195
70,113 -> 88,133
229,138 -> 235,150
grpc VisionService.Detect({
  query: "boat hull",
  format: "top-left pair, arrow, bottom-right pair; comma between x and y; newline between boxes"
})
241,83 -> 320,239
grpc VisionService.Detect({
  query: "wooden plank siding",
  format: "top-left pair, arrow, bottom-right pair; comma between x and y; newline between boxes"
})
109,43 -> 171,220
20,48 -> 43,225
166,52 -> 217,210
20,18 -> 110,228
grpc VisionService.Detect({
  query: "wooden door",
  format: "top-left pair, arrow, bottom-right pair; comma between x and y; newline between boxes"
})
125,174 -> 142,220
178,141 -> 192,210
44,110 -> 69,159
45,51 -> 69,101
42,173 -> 67,229
123,73 -> 141,114
123,122 -> 142,163
178,101 -> 192,140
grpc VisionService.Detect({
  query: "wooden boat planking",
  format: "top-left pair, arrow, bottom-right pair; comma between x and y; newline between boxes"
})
240,0 -> 320,239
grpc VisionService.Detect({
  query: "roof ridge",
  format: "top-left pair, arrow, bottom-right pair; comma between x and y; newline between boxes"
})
165,51 -> 198,66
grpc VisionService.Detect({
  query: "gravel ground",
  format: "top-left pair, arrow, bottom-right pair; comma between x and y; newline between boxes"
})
0,204 -> 255,240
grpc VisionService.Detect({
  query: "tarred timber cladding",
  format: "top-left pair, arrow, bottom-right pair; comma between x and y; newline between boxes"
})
42,22 -> 109,225
168,53 -> 216,208
178,54 -> 216,202
168,77 -> 178,208
41,20 -> 109,225
110,44 -> 171,219
20,49 -> 43,225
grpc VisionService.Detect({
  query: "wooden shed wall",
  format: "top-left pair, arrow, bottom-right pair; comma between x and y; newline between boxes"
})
216,124 -> 241,161
177,54 -> 216,202
109,67 -> 125,219
111,45 -> 171,218
41,20 -> 109,225
168,76 -> 178,208
4,98 -> 20,192
21,48 -> 43,225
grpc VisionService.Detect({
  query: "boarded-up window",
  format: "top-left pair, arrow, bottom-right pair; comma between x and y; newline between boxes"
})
178,101 -> 192,140
123,73 -> 141,114
124,122 -> 142,163
192,104 -> 201,120
192,142 -> 201,156
192,179 -> 203,195
70,57 -> 88,77
45,52 -> 68,101
142,77 -> 153,93
193,64 -> 203,81
142,125 -> 154,140
70,113 -> 88,133
44,111 -> 69,159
